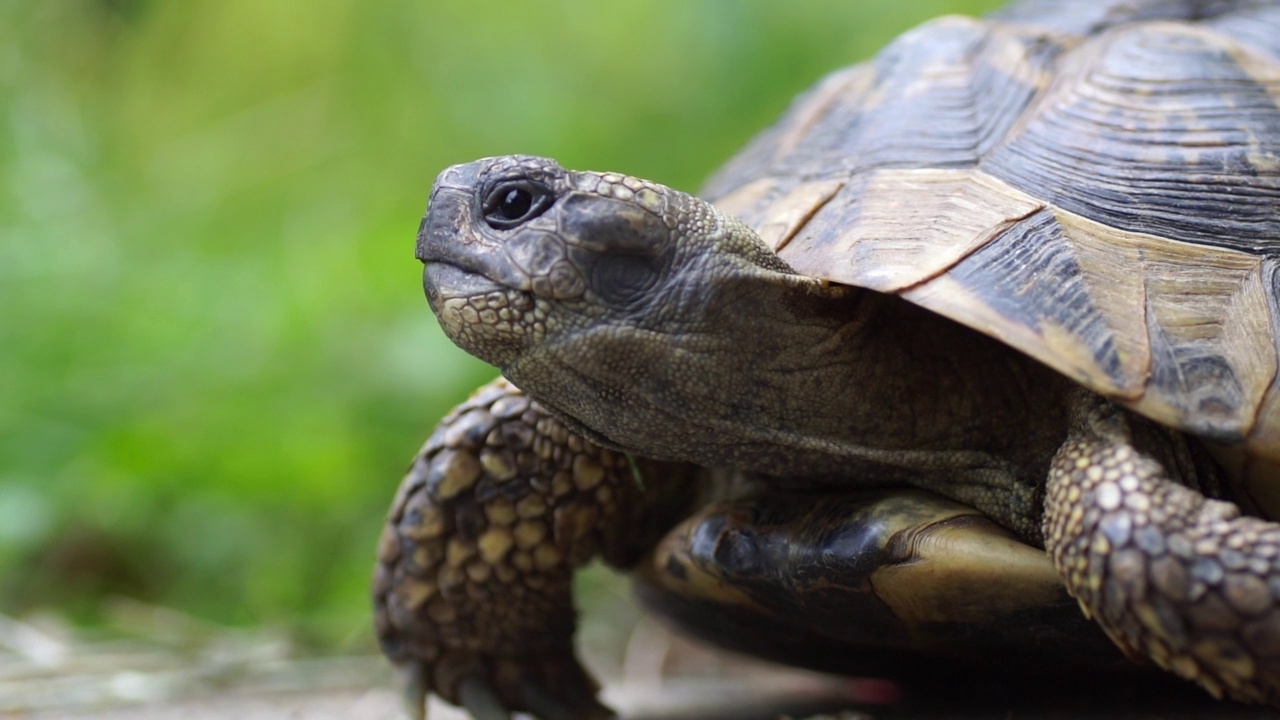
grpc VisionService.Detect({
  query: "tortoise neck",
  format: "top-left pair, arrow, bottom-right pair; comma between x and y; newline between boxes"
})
509,262 -> 1064,481
696,276 -> 1042,471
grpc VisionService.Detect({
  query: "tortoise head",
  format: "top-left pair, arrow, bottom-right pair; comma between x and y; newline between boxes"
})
418,155 -> 859,465
418,155 -> 792,369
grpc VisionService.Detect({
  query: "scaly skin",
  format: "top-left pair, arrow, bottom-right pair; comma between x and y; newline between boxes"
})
1046,392 -> 1280,705
373,378 -> 697,719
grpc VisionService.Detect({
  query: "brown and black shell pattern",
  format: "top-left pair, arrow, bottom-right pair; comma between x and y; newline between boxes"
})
704,0 -> 1280,515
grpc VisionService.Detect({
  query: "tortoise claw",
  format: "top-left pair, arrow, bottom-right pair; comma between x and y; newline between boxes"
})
459,676 -> 513,720
402,660 -> 430,720
398,651 -> 606,720
519,676 -> 616,720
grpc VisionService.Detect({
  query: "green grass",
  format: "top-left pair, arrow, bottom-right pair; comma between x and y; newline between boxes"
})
1,0 -> 1002,649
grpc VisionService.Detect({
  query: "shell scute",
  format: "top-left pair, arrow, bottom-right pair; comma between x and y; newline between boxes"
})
705,6 -> 1280,459
900,207 -> 1148,398
702,16 -> 1062,198
980,21 -> 1280,254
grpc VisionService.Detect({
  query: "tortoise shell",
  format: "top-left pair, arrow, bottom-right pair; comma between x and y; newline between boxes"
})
704,0 -> 1280,510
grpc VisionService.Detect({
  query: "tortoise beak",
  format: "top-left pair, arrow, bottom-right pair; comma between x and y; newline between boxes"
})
416,161 -> 481,265
417,161 -> 512,304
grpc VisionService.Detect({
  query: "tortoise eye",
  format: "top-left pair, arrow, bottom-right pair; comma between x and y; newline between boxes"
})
483,181 -> 552,229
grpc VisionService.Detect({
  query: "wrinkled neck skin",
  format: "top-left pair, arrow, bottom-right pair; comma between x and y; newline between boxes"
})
503,259 -> 1072,488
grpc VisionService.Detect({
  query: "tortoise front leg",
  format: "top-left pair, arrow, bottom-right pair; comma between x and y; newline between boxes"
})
1044,393 -> 1280,705
373,378 -> 696,720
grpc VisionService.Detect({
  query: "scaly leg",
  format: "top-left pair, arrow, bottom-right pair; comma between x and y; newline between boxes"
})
1044,392 -> 1280,704
372,378 -> 696,720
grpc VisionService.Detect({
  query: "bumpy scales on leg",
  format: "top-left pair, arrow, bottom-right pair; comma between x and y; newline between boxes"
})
1045,393 -> 1280,705
373,379 -> 696,720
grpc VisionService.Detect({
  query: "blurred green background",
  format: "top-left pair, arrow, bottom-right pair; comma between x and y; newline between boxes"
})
1,0 -> 1002,651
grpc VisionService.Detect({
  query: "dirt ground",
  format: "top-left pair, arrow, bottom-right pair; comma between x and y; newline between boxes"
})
3,601 -> 1275,720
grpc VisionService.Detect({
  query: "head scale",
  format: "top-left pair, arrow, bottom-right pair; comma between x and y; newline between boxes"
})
418,155 -> 790,369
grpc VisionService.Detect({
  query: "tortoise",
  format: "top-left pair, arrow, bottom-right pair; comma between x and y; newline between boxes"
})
373,0 -> 1280,717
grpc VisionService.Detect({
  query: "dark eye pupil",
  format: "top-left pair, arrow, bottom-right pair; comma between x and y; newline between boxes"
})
499,188 -> 533,220
483,181 -> 550,230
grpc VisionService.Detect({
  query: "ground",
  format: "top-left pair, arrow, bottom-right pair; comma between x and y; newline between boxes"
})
5,600 -> 1278,720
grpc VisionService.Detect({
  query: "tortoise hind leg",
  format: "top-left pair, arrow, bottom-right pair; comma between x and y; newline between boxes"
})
1044,392 -> 1280,705
636,486 -> 1136,683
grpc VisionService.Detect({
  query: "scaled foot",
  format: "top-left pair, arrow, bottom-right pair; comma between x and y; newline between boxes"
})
1045,395 -> 1280,705
373,378 -> 694,719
